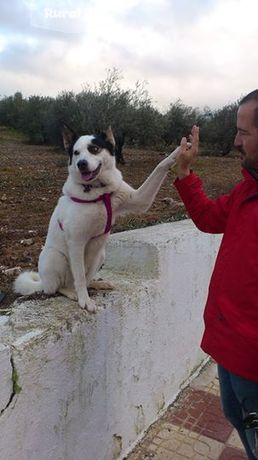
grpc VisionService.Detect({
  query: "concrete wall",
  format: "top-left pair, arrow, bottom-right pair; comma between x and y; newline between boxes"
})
0,220 -> 221,460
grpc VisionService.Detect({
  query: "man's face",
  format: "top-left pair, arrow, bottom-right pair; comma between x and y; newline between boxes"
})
234,100 -> 258,169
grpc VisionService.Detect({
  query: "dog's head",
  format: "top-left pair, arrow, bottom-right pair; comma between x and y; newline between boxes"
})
62,124 -> 116,183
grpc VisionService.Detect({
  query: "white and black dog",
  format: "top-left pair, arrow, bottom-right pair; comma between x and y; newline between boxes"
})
14,125 -> 182,312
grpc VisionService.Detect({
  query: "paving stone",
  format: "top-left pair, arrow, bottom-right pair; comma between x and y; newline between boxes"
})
156,427 -> 176,441
227,430 -> 245,451
218,446 -> 247,459
126,362 -> 247,460
126,447 -> 156,460
194,435 -> 224,458
155,446 -> 185,459
177,441 -> 197,457
165,388 -> 233,442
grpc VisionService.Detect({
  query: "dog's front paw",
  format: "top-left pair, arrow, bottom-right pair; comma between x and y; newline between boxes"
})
86,298 -> 97,313
78,293 -> 97,313
167,146 -> 180,164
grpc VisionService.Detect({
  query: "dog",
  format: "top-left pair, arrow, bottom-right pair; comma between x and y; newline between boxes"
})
14,125 -> 181,313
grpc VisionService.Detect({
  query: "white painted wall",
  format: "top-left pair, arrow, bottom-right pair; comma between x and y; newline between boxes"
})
0,220 -> 221,460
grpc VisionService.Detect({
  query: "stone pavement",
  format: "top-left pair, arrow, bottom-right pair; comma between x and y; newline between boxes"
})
126,361 -> 247,460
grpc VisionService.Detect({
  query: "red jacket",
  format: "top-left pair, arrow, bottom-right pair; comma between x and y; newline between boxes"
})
174,169 -> 258,381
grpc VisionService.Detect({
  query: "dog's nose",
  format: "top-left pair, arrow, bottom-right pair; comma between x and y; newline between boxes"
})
77,160 -> 89,172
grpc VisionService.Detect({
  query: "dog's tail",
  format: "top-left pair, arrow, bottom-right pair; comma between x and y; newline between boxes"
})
13,271 -> 43,296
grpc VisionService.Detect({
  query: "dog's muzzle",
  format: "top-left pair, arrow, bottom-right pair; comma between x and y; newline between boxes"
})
77,159 -> 89,172
77,160 -> 102,181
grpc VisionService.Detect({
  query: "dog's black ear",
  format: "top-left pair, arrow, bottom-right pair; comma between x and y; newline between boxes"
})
104,126 -> 115,148
62,124 -> 78,152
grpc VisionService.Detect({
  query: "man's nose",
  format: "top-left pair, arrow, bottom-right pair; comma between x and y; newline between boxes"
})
234,132 -> 241,148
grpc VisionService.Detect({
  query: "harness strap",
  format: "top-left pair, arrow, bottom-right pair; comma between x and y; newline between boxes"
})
102,193 -> 112,233
58,193 -> 112,235
70,195 -> 104,204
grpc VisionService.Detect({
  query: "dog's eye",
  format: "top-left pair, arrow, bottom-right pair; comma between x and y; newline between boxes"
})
88,145 -> 101,154
73,150 -> 80,156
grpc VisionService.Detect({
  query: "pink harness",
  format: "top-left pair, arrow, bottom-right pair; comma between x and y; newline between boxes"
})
58,193 -> 112,235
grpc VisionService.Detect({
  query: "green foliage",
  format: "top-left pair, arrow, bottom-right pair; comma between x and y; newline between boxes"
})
12,365 -> 22,395
0,69 -> 240,153
0,92 -> 25,130
163,99 -> 200,145
0,126 -> 27,143
200,103 -> 238,155
20,95 -> 55,144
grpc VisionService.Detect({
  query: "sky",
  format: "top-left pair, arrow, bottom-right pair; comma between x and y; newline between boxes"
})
1,0 -> 258,111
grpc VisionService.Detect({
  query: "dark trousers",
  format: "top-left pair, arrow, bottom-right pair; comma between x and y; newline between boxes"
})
218,365 -> 258,460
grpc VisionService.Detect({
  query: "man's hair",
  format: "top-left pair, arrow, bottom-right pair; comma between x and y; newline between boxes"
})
240,89 -> 258,127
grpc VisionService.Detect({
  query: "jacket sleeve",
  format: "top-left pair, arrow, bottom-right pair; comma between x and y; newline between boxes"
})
174,172 -> 234,234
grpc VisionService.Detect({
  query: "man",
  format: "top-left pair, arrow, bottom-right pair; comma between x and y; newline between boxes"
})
174,90 -> 258,460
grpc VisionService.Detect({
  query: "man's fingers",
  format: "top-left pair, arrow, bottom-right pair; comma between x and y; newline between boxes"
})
189,126 -> 199,157
191,124 -> 199,135
180,136 -> 188,149
192,125 -> 199,144
180,127 -> 199,154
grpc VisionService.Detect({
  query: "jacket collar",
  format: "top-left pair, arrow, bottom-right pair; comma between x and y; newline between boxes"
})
244,167 -> 258,182
242,168 -> 258,181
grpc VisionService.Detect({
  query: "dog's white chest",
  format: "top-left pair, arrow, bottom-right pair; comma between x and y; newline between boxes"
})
55,196 -> 111,240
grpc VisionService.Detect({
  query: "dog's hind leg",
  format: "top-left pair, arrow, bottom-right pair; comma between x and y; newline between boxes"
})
58,287 -> 78,301
39,247 -> 70,295
89,279 -> 115,290
84,236 -> 114,290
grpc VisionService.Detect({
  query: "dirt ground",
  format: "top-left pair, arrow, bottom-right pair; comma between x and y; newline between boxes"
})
0,130 -> 242,308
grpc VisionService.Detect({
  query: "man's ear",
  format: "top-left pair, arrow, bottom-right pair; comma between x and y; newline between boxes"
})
105,126 -> 116,147
62,124 -> 78,152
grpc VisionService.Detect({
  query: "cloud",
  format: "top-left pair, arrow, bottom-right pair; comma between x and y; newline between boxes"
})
0,1 -> 31,33
1,0 -> 258,108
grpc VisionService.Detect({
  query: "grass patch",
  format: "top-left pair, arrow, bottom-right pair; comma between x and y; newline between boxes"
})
0,126 -> 28,143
